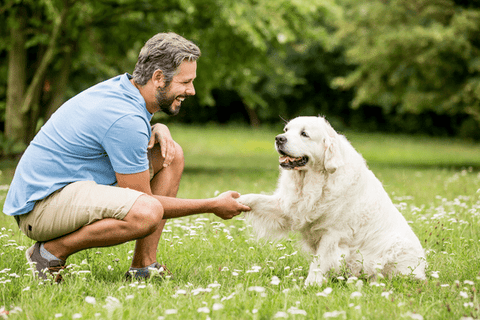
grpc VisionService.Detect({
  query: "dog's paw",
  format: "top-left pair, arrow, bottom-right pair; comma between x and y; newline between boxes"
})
236,194 -> 260,208
305,269 -> 326,287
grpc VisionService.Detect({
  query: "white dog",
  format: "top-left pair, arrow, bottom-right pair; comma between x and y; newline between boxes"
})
238,116 -> 426,286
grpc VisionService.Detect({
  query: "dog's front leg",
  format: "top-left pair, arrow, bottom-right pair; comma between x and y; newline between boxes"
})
237,194 -> 291,240
305,232 -> 348,286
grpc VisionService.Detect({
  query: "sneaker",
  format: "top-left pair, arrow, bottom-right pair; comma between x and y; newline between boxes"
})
25,242 -> 66,283
125,262 -> 172,280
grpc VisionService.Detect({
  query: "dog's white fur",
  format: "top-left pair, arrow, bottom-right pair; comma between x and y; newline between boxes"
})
238,116 -> 426,286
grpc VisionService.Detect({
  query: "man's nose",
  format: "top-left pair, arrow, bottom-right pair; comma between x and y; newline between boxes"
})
186,82 -> 195,96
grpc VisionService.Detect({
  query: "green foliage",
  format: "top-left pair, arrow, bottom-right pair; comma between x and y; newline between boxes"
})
2,0 -> 480,141
0,132 -> 26,157
334,0 -> 480,119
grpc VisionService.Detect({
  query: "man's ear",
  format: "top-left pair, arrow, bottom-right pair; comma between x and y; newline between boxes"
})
152,69 -> 165,88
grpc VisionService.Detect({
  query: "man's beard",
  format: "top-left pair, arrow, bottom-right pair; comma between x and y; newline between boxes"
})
155,85 -> 180,116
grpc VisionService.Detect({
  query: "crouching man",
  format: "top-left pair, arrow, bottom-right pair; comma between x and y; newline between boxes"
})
3,32 -> 250,282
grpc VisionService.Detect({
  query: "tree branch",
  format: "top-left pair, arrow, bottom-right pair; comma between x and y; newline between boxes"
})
20,2 -> 69,115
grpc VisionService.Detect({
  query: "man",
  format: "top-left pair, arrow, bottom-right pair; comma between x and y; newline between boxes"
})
3,32 -> 250,282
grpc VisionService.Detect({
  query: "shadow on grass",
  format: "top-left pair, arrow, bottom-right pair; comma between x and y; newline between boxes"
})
369,161 -> 480,172
184,166 -> 277,175
186,162 -> 480,175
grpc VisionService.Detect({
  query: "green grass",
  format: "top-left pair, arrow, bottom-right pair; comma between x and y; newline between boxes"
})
1,124 -> 480,319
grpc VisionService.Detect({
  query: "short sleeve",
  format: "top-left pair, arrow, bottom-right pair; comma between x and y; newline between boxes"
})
102,115 -> 150,174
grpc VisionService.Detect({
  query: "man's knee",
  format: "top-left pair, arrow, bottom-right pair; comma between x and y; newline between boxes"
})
125,195 -> 164,235
171,142 -> 184,171
149,142 -> 184,174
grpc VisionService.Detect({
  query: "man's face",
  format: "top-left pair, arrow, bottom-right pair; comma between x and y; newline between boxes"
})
155,60 -> 197,116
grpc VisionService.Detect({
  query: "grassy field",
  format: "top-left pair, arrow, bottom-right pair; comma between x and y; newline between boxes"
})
1,124 -> 480,319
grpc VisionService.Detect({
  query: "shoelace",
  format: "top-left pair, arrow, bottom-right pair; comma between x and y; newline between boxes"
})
47,265 -> 67,283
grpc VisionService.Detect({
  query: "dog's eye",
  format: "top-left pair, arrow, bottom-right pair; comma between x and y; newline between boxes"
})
301,131 -> 309,138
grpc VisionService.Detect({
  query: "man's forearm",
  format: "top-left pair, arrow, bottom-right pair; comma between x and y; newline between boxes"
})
152,195 -> 218,219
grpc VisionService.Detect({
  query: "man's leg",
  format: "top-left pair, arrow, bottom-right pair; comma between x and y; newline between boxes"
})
42,193 -> 164,261
130,142 -> 184,268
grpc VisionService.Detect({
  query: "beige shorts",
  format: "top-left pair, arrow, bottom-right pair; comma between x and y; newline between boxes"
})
17,181 -> 145,242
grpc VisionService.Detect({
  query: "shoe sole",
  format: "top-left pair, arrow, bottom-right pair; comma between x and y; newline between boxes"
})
25,244 -> 38,278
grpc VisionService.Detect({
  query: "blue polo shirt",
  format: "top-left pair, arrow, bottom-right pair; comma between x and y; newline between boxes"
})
3,73 -> 153,216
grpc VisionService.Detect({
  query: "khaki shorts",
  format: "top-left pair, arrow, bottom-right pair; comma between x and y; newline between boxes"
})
17,181 -> 145,242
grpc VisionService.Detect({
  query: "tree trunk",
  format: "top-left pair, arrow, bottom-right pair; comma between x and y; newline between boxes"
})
245,105 -> 261,128
5,3 -> 70,147
45,44 -> 74,120
5,9 -> 27,145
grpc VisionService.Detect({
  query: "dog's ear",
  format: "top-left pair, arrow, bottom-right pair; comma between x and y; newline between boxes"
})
323,123 -> 344,174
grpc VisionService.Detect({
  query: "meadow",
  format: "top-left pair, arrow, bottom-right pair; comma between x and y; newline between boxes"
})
1,124 -> 480,319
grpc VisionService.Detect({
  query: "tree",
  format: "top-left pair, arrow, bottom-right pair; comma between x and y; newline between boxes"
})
1,0 -> 339,151
333,0 -> 480,136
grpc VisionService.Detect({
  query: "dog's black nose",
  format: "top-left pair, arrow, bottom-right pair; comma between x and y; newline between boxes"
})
276,135 -> 287,145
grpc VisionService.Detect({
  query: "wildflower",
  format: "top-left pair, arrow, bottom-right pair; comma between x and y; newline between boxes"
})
248,286 -> 266,293
103,296 -> 122,314
197,307 -> 210,313
212,303 -> 224,311
197,287 -> 213,295
323,310 -> 346,318
271,276 -> 281,285
459,291 -> 469,299
54,314 -> 63,318
165,309 -> 177,315
273,311 -> 289,318
350,292 -> 362,299
85,296 -> 96,304
288,307 -> 307,315
72,313 -> 82,319
316,287 -> 333,297
220,293 -> 236,301
430,271 -> 439,279
402,311 -> 424,320
346,276 -> 358,284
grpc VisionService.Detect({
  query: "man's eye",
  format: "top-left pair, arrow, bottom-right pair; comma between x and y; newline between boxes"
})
301,131 -> 309,138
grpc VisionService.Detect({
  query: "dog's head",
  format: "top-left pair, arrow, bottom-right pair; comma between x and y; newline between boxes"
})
275,116 -> 344,173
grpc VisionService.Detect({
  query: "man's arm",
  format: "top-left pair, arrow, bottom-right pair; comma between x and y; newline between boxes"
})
116,170 -> 250,220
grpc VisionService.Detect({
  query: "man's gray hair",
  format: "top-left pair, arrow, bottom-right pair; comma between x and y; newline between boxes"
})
132,32 -> 201,86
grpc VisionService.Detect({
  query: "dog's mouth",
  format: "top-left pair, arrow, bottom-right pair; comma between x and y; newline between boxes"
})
278,154 -> 309,169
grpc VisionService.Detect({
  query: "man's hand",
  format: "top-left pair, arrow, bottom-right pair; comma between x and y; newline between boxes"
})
212,191 -> 251,220
148,123 -> 176,167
